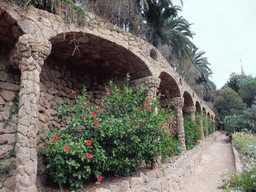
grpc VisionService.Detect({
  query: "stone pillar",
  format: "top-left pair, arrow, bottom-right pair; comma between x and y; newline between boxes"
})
200,111 -> 204,139
173,97 -> 186,150
10,34 -> 51,192
160,97 -> 186,151
130,76 -> 161,169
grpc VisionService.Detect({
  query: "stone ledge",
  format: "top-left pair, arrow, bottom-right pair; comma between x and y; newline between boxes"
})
231,143 -> 243,173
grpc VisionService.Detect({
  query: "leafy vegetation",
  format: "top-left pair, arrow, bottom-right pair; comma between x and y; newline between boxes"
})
239,78 -> 256,107
214,87 -> 246,121
223,105 -> 256,135
40,74 -> 180,190
220,132 -> 256,192
184,114 -> 203,150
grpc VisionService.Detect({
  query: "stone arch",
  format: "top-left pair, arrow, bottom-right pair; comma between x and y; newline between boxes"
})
202,107 -> 206,116
183,91 -> 194,108
159,71 -> 180,98
195,101 -> 201,113
0,7 -> 24,56
49,32 -> 152,81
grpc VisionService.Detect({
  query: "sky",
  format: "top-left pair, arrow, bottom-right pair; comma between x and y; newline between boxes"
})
177,0 -> 256,89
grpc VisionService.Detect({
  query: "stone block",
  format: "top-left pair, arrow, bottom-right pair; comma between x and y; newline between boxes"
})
130,177 -> 144,188
0,187 -> 12,192
0,145 -> 13,159
0,134 -> 15,145
95,188 -> 111,192
38,113 -> 48,123
0,71 -> 8,81
145,170 -> 157,178
0,90 -> 15,102
3,176 -> 16,191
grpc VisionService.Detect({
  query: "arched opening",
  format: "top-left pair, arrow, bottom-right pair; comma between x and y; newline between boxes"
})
158,72 -> 180,134
159,72 -> 180,99
195,101 -> 201,113
183,91 -> 194,117
38,31 -> 153,133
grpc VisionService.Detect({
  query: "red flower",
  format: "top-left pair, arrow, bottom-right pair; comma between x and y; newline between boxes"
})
86,153 -> 91,159
200,135 -> 203,137
98,176 -> 102,182
186,115 -> 188,117
110,121 -> 113,124
63,146 -> 68,150
85,103 -> 88,107
137,107 -> 139,112
160,124 -> 163,127
156,89 -> 159,93
167,120 -> 169,123
147,97 -> 150,100
137,123 -> 140,127
71,91 -> 76,94
169,116 -> 173,121
149,108 -> 152,112
170,151 -> 172,153
94,121 -> 98,125
197,139 -> 200,143
192,124 -> 195,126
169,147 -> 171,150
53,136 -> 58,141
172,148 -> 174,151
87,140 -> 91,145
200,128 -> 202,130
107,92 -> 110,96
91,112 -> 96,117
144,103 -> 148,107
174,131 -> 176,134
162,94 -> 165,97
100,124 -> 102,126
97,106 -> 101,110
103,110 -> 105,112
163,109 -> 165,112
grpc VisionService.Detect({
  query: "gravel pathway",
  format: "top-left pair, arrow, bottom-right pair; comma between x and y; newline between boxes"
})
179,133 -> 235,192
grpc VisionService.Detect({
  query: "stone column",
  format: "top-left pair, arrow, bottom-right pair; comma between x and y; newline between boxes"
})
130,76 -> 161,101
200,111 -> 204,139
10,34 -> 51,192
130,76 -> 161,169
173,97 -> 186,150
160,97 -> 186,151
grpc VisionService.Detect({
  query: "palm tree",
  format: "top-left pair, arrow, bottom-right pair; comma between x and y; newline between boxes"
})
190,47 -> 215,93
164,16 -> 195,61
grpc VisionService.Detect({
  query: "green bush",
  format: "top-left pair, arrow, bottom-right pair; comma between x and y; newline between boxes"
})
40,74 -> 180,190
239,78 -> 256,107
214,87 -> 246,121
184,114 -> 202,150
220,132 -> 256,192
223,105 -> 256,135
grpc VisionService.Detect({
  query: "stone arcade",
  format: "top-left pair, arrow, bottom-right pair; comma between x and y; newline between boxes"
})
0,3 -> 215,191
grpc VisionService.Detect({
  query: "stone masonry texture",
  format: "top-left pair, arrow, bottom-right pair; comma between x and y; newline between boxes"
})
0,2 -> 216,191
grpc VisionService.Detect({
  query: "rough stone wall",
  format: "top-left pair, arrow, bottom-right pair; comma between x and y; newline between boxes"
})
0,2 -> 217,191
0,55 -> 20,192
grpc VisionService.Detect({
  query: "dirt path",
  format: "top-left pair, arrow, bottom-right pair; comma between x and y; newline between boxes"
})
179,133 -> 235,192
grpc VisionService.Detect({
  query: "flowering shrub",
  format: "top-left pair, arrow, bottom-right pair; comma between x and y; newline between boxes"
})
220,132 -> 256,191
184,114 -> 202,150
40,74 -> 179,189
